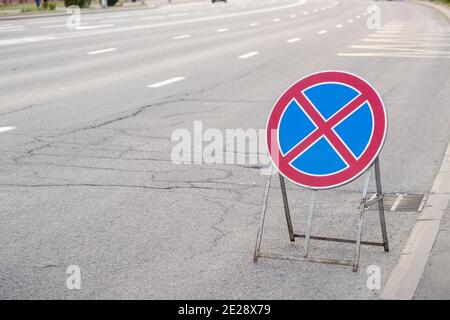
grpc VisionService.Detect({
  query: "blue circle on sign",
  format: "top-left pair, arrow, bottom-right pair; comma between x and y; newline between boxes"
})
278,82 -> 374,176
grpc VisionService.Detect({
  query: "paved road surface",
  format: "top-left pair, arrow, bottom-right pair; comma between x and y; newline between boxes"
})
0,0 -> 449,299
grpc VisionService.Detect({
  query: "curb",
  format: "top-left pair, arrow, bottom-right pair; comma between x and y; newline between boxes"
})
410,0 -> 450,22
0,5 -> 157,21
381,140 -> 450,299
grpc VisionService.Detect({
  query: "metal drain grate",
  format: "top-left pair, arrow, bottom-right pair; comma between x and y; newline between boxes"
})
367,193 -> 428,212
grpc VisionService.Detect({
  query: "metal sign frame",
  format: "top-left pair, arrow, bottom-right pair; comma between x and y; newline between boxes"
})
253,157 -> 389,272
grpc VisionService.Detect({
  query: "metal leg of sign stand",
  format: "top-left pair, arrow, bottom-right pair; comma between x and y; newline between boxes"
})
253,158 -> 389,272
375,158 -> 390,252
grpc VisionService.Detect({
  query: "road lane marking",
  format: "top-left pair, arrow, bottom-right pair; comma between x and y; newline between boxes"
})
303,11 -> 309,15
238,51 -> 259,59
148,77 -> 185,88
108,13 -> 130,18
317,30 -> 327,34
41,24 -> 68,29
139,15 -> 165,20
272,18 -> 281,22
0,27 -> 26,32
357,15 -> 361,19
336,24 -> 343,28
216,28 -> 229,32
173,34 -> 192,39
0,36 -> 55,47
337,52 -> 450,58
290,14 -> 296,18
249,22 -> 259,26
76,24 -> 114,30
168,13 -> 188,18
87,48 -> 117,55
0,127 -> 16,133
0,25 -> 24,30
287,38 -> 301,43
101,18 -> 133,24
348,19 -> 353,23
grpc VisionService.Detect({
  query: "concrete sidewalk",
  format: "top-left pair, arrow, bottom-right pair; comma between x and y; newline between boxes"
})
415,202 -> 450,299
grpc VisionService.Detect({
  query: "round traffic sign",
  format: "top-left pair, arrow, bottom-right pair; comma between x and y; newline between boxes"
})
266,71 -> 387,189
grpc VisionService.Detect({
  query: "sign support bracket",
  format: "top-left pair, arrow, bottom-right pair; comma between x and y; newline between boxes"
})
253,157 -> 389,272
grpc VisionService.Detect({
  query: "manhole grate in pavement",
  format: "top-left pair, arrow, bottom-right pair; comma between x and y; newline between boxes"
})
367,193 -> 428,212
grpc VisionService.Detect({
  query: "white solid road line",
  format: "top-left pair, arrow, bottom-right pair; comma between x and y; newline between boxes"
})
318,30 -> 328,34
287,38 -> 301,43
0,25 -> 24,30
381,140 -> 450,300
173,34 -> 192,39
41,25 -> 68,29
76,24 -> 114,30
216,28 -> 229,32
0,36 -> 55,47
87,48 -> 117,55
148,77 -> 186,88
101,18 -> 133,24
139,15 -> 165,20
0,127 -> 16,133
168,13 -> 188,18
0,27 -> 26,33
238,51 -> 259,59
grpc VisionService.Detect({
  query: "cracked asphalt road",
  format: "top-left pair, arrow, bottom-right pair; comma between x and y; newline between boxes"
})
0,0 -> 449,299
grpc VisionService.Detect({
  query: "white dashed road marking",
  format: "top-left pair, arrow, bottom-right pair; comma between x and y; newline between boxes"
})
287,38 -> 301,43
173,34 -> 192,39
87,48 -> 117,55
0,127 -> 16,133
318,30 -> 327,34
238,51 -> 259,59
148,77 -> 186,88
216,28 -> 229,32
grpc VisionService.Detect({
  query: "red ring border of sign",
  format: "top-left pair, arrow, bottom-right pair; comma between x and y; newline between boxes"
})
266,70 -> 388,190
